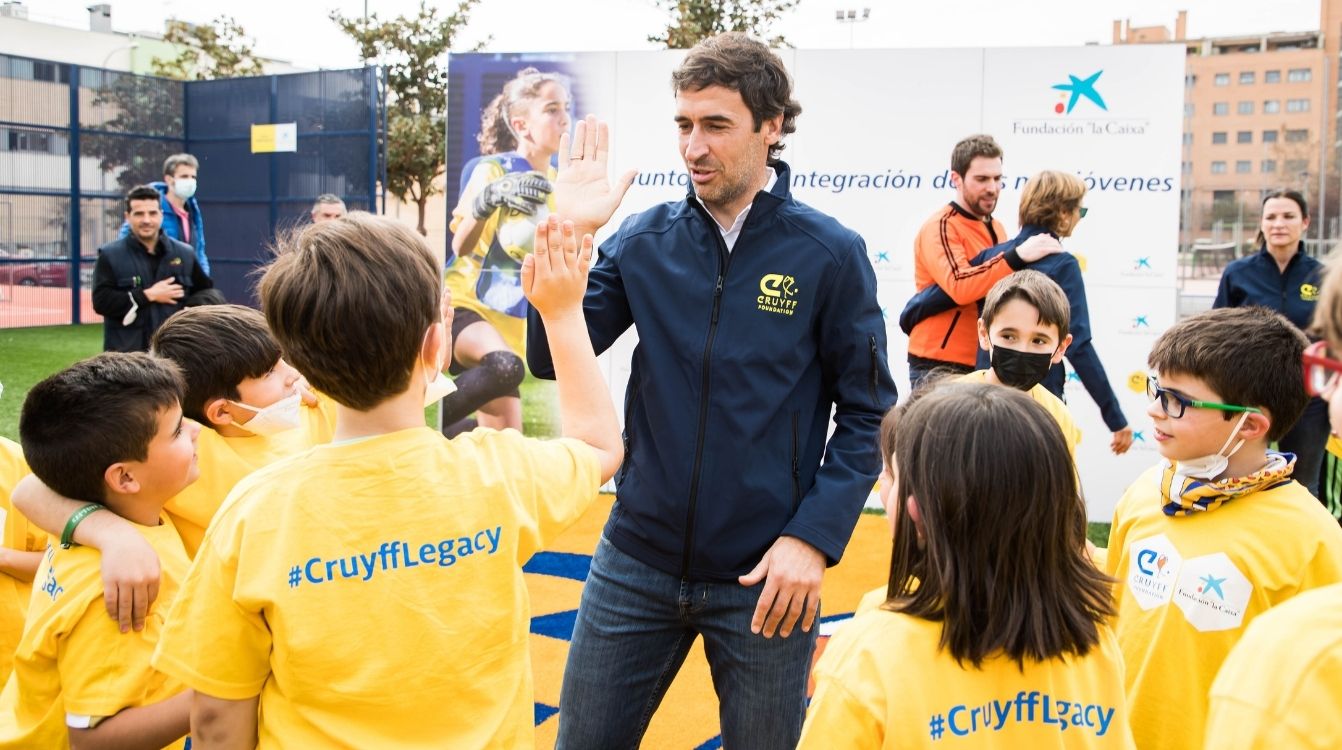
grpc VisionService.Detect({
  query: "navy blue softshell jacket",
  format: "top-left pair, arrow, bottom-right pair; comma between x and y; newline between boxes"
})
898,224 -> 1128,432
1213,244 -> 1322,333
527,162 -> 898,582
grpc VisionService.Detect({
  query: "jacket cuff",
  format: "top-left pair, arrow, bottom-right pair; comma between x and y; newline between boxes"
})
1003,248 -> 1026,271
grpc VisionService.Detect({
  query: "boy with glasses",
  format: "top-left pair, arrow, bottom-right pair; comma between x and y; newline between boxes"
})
1101,306 -> 1342,749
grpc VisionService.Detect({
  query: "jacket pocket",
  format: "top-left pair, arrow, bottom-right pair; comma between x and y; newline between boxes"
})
790,411 -> 802,514
616,382 -> 640,485
868,334 -> 880,404
939,310 -> 962,350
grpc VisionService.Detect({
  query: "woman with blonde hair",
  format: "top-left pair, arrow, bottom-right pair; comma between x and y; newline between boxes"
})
899,170 -> 1132,455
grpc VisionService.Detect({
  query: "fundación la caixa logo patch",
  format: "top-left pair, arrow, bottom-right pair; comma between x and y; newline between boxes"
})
757,273 -> 799,316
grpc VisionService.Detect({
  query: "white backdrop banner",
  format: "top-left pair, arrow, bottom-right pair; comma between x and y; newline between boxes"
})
448,44 -> 1185,521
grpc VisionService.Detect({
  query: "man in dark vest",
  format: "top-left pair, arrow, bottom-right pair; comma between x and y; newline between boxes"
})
93,185 -> 214,352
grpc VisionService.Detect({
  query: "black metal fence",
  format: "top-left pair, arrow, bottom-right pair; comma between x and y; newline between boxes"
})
0,55 -> 383,328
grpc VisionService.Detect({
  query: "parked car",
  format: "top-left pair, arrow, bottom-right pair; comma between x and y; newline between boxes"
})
0,260 -> 69,286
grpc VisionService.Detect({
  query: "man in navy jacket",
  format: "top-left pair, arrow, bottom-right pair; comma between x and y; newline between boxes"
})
527,33 -> 897,750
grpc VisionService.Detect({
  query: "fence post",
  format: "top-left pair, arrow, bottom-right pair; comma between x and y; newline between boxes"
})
367,66 -> 378,213
68,64 -> 82,325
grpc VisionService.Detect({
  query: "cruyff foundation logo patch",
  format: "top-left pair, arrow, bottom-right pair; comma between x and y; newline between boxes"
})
1302,283 -> 1320,302
757,273 -> 799,316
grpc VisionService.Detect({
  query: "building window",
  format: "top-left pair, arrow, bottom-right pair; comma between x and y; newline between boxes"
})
1285,159 -> 1309,174
1237,131 -> 1253,144
1265,70 -> 1282,83
1182,132 -> 1193,145
1184,102 -> 1195,117
1261,159 -> 1277,173
1212,131 -> 1228,144
1237,101 -> 1254,114
1182,161 -> 1193,174
1185,73 -> 1197,87
1286,128 -> 1309,142
1239,71 -> 1255,84
1288,68 -> 1312,82
1235,160 -> 1252,174
1214,102 -> 1229,115
1215,73 -> 1231,86
1211,161 -> 1227,174
1263,100 -> 1280,113
1287,98 -> 1310,112
1263,129 -> 1279,143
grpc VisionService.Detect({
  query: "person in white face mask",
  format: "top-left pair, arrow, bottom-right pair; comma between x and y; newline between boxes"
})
117,153 -> 212,277
9,305 -> 339,636
1094,306 -> 1342,750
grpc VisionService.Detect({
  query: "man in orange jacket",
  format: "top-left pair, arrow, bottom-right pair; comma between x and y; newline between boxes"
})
906,134 -> 1060,387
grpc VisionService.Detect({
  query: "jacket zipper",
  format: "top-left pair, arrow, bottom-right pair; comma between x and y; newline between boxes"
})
681,204 -> 738,580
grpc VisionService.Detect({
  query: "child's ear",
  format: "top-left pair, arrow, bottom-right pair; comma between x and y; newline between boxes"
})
906,494 -> 925,545
1238,411 -> 1272,442
103,463 -> 140,496
976,318 -> 991,352
1052,333 -> 1074,365
422,321 -> 448,373
203,397 -> 234,428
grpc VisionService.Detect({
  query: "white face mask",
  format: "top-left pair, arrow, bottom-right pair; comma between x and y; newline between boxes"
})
229,392 -> 302,437
172,177 -> 197,200
423,363 -> 457,407
1174,411 -> 1251,480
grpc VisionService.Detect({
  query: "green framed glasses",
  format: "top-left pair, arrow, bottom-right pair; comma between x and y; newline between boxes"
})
1145,375 -> 1262,419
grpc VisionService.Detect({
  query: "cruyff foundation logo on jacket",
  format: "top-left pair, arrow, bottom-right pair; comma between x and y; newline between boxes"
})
1301,283 -> 1320,302
757,273 -> 799,316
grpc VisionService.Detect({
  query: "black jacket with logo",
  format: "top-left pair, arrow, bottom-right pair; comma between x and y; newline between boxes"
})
92,234 -> 211,352
527,162 -> 898,582
1213,244 -> 1321,333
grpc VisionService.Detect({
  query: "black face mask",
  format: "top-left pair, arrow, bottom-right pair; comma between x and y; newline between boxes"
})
990,346 -> 1055,391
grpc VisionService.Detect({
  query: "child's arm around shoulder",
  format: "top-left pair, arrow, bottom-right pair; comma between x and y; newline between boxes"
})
11,474 -> 161,633
521,215 -> 623,482
68,689 -> 193,750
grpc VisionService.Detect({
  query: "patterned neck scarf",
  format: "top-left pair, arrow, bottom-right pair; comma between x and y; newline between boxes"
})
1160,452 -> 1297,517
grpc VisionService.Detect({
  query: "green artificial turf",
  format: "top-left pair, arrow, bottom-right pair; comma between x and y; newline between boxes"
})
0,324 -> 564,441
0,324 -> 103,440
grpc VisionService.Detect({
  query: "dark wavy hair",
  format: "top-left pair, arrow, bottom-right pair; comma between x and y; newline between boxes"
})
670,32 -> 801,162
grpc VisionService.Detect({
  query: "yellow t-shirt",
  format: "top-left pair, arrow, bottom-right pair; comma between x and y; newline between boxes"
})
446,157 -> 558,357
0,516 -> 189,750
0,438 -> 45,686
798,607 -> 1135,749
958,370 -> 1081,456
1203,582 -> 1342,749
165,394 -> 336,558
1104,465 -> 1342,750
1322,435 -> 1342,522
152,427 -> 601,749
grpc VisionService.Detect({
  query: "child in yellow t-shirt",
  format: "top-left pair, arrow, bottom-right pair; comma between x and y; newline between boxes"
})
1101,307 -> 1342,750
0,352 -> 199,749
11,305 -> 337,631
151,213 -> 623,748
0,437 -> 44,685
957,271 -> 1081,455
1200,249 -> 1342,750
800,381 -> 1132,748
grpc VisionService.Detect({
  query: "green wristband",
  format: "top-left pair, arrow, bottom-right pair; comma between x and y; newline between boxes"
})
60,504 -> 104,550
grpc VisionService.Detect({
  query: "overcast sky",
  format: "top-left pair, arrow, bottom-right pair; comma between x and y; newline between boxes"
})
30,0 -> 1324,70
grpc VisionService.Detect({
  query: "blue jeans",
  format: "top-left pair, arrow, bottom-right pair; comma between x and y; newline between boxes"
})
556,536 -> 817,750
